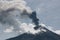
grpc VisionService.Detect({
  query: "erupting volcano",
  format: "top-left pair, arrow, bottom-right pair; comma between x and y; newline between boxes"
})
6,11 -> 60,40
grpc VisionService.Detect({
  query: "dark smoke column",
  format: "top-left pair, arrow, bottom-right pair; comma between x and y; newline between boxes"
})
21,10 -> 41,30
29,11 -> 41,30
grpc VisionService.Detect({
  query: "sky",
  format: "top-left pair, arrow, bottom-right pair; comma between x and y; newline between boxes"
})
25,0 -> 60,30
0,0 -> 60,40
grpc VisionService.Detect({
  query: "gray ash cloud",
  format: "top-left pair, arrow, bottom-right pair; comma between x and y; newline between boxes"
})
29,11 -> 40,30
21,10 -> 40,30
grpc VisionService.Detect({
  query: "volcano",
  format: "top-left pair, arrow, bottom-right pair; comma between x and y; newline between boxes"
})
6,11 -> 60,40
6,25 -> 60,40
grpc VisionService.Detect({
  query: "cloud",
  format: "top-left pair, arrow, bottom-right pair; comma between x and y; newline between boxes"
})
0,0 -> 59,36
0,0 -> 32,13
3,23 -> 47,34
19,23 -> 41,34
0,0 -> 33,32
4,26 -> 14,33
0,0 -> 39,34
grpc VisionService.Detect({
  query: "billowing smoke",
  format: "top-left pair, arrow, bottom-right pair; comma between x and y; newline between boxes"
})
21,10 -> 40,30
29,11 -> 40,30
0,0 -> 41,34
0,0 -> 32,13
0,0 -> 32,32
0,8 -> 21,32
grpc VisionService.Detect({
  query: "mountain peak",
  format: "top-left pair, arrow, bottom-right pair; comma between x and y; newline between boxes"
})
6,24 -> 60,40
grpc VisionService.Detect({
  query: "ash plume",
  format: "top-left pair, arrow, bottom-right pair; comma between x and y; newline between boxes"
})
29,11 -> 40,30
21,10 -> 40,30
0,0 -> 40,33
0,0 -> 32,13
0,0 -> 32,32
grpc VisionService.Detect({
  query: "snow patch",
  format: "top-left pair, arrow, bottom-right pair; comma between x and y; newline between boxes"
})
54,30 -> 60,35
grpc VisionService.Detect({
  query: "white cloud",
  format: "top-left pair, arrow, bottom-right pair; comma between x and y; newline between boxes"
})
0,0 -> 32,13
4,26 -> 14,33
0,0 -> 33,33
3,22 -> 60,35
19,23 -> 41,34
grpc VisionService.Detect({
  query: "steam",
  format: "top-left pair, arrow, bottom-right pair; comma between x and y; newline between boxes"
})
0,0 -> 41,34
4,27 -> 14,33
21,10 -> 40,30
0,0 -> 32,13
20,23 -> 41,34
0,0 -> 33,32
